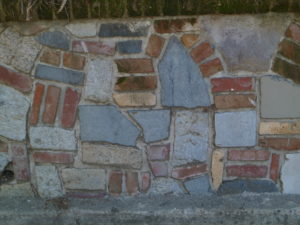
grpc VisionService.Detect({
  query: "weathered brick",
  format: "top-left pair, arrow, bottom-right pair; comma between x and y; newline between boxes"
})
146,35 -> 165,57
33,151 -> 74,164
272,57 -> 300,84
154,18 -> 200,33
190,42 -> 214,64
126,172 -> 139,195
147,144 -> 170,161
117,40 -> 142,54
63,53 -> 85,70
260,122 -> 300,135
285,23 -> 300,43
72,40 -> 115,56
211,77 -> 253,93
181,34 -> 199,48
99,23 -> 149,37
0,141 -> 8,153
270,154 -> 280,182
42,85 -> 61,124
29,83 -> 45,126
113,93 -> 156,107
171,163 -> 208,180
115,59 -> 154,73
141,172 -> 151,193
226,165 -> 267,178
40,49 -> 60,66
200,58 -> 223,77
259,138 -> 300,151
109,171 -> 123,195
11,144 -> 26,158
214,94 -> 256,109
115,76 -> 157,91
149,161 -> 168,177
61,88 -> 80,129
278,39 -> 300,65
11,144 -> 29,181
211,150 -> 224,190
228,150 -> 270,161
0,65 -> 32,93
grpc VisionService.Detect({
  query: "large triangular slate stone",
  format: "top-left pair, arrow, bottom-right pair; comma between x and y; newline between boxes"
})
158,36 -> 211,108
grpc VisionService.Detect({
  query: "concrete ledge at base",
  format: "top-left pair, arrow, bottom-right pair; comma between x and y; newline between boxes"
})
1,194 -> 300,225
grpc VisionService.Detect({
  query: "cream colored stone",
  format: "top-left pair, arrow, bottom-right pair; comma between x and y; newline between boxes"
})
211,150 -> 224,190
113,92 -> 156,107
259,122 -> 300,135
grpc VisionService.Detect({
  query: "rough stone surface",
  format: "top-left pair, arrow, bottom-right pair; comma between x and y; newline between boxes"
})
117,40 -> 142,54
65,22 -> 97,37
158,36 -> 210,108
35,165 -> 64,198
0,28 -> 21,65
211,150 -> 224,190
261,75 -> 300,118
82,143 -> 142,169
173,110 -> 209,165
260,121 -> 300,135
36,30 -> 70,50
113,93 -> 156,107
146,35 -> 165,57
84,58 -> 113,103
79,105 -> 140,146
0,153 -> 10,172
29,127 -> 76,151
129,110 -> 170,143
0,84 -> 29,141
115,58 -> 154,73
40,49 -> 60,66
282,153 -> 300,194
13,22 -> 50,36
99,22 -> 150,37
149,178 -> 183,195
181,34 -> 199,48
184,175 -> 211,195
62,168 -> 106,190
215,111 -> 257,147
115,76 -> 157,91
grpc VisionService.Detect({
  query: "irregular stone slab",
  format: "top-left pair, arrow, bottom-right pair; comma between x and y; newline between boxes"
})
173,110 -> 209,166
215,111 -> 256,147
82,143 -> 142,169
282,153 -> 300,194
79,105 -> 140,146
99,22 -> 150,37
261,75 -> 300,118
113,93 -> 156,107
158,36 -> 210,108
84,58 -> 113,103
13,22 -> 50,36
35,165 -> 64,198
29,127 -> 76,151
35,64 -> 85,85
217,179 -> 279,195
184,175 -> 211,195
0,84 -> 29,141
65,22 -> 97,37
36,30 -> 70,50
62,168 -> 106,190
211,150 -> 225,190
0,153 -> 10,172
0,28 -> 21,65
149,178 -> 183,195
117,40 -> 142,54
129,110 -> 170,143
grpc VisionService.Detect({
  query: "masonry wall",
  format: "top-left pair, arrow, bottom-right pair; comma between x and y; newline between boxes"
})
0,13 -> 300,198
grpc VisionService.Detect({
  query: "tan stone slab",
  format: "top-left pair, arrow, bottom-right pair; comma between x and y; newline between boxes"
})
211,150 -> 224,190
113,92 -> 156,107
260,122 -> 300,135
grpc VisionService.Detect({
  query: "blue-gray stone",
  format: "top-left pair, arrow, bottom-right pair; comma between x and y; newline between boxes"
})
217,179 -> 279,195
35,64 -> 85,85
99,23 -> 149,37
79,105 -> 140,147
158,36 -> 211,108
215,110 -> 256,147
129,110 -> 170,143
117,40 -> 142,54
184,175 -> 211,195
36,31 -> 70,50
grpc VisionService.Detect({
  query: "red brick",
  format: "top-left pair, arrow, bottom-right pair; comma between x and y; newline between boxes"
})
171,163 -> 207,180
115,59 -> 154,73
181,34 -> 199,48
40,49 -> 60,66
272,57 -> 300,84
61,88 -> 80,129
259,138 -> 300,151
29,83 -> 45,125
11,143 -> 29,181
154,18 -> 198,33
147,144 -> 170,161
115,76 -> 157,91
278,39 -> 300,65
11,144 -> 26,158
149,161 -> 168,177
109,171 -> 123,195
125,172 -> 139,195
63,53 -> 86,70
190,42 -> 214,64
285,23 -> 300,43
72,40 -> 115,56
211,77 -> 253,93
200,58 -> 223,77
42,85 -> 61,124
146,35 -> 165,57
227,150 -> 270,161
0,65 -> 32,93
141,172 -> 151,193
0,140 -> 8,153
270,154 -> 280,182
214,94 -> 256,109
33,151 -> 74,164
226,165 -> 267,178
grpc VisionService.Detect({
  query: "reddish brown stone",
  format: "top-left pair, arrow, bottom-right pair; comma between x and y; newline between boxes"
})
226,165 -> 267,178
146,35 -> 165,57
171,163 -> 207,180
42,85 -> 61,124
200,58 -> 223,77
125,172 -> 139,195
61,88 -> 80,129
115,59 -> 154,73
190,42 -> 214,64
72,40 -> 115,56
33,151 -> 74,164
214,94 -> 256,109
278,39 -> 300,65
115,76 -> 157,91
272,57 -> 300,84
141,172 -> 151,193
227,150 -> 270,161
40,49 -> 60,66
11,144 -> 26,158
259,138 -> 300,151
181,34 -> 199,48
147,144 -> 170,161
0,141 -> 8,153
149,161 -> 168,177
109,171 -> 122,195
211,77 -> 253,93
285,23 -> 300,43
154,18 -> 198,33
270,154 -> 280,182
11,143 -> 29,181
63,53 -> 86,70
29,83 -> 45,126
